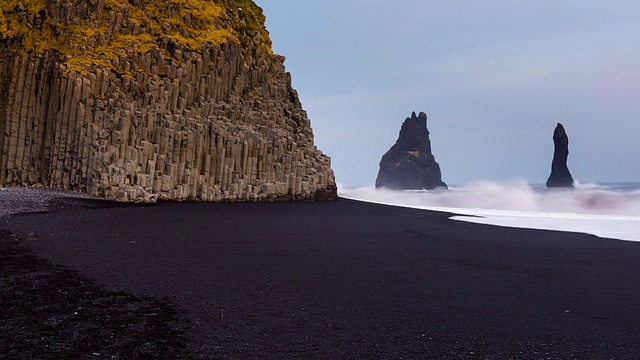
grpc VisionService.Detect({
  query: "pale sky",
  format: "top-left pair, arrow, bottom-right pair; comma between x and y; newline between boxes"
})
256,1 -> 640,187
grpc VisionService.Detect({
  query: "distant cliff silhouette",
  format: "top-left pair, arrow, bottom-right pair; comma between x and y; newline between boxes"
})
376,112 -> 447,190
546,123 -> 575,188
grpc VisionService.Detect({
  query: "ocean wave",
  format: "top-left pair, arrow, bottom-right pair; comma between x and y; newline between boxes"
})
340,180 -> 640,216
339,181 -> 640,242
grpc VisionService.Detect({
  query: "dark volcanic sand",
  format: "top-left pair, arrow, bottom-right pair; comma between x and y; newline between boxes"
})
3,197 -> 640,359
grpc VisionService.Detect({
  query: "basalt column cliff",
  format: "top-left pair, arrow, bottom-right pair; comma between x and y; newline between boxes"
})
0,0 -> 336,202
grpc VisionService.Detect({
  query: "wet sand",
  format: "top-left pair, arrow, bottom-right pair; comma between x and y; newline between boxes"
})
3,197 -> 640,359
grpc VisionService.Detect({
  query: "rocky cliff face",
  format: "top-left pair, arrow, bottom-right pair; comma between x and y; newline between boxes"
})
0,0 -> 336,202
546,122 -> 574,188
375,111 -> 447,190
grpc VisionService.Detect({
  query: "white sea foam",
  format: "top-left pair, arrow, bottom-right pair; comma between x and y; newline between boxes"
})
339,181 -> 640,242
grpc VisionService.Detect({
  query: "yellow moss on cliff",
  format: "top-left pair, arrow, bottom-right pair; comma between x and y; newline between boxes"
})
103,0 -> 232,51
1,0 -> 272,74
1,0 -> 47,37
170,0 -> 225,20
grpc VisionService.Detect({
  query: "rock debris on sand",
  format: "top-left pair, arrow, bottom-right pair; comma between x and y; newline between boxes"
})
0,187 -> 91,218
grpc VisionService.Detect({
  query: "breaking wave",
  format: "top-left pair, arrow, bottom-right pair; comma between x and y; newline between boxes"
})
339,180 -> 640,242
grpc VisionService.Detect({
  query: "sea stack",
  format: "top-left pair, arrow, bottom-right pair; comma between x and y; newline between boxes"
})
375,111 -> 447,190
0,0 -> 336,202
546,123 -> 575,188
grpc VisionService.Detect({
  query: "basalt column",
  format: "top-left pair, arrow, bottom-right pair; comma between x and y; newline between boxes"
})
0,0 -> 336,202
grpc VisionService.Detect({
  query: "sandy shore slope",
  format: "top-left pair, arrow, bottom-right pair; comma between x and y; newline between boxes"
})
2,195 -> 640,359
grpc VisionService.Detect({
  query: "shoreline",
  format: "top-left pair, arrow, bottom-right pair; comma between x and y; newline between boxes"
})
340,185 -> 640,242
3,196 -> 640,358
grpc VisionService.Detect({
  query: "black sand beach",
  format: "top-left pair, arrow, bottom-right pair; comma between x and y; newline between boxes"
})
3,197 -> 640,359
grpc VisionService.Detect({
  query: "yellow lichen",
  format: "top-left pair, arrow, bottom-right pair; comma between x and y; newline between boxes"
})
1,0 -> 273,74
113,33 -> 157,55
0,16 -> 6,36
103,0 -> 126,11
65,57 -> 111,76
170,0 -> 225,20
26,0 -> 47,15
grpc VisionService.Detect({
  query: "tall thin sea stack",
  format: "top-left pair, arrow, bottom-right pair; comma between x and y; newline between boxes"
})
375,111 -> 447,190
546,123 -> 575,188
0,0 -> 336,202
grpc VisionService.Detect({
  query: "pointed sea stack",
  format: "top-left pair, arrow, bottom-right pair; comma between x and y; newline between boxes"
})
375,112 -> 447,190
546,123 -> 575,188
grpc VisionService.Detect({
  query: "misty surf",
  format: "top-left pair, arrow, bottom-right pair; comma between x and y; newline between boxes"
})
341,181 -> 640,242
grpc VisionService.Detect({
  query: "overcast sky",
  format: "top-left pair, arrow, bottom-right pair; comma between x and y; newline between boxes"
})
256,1 -> 640,187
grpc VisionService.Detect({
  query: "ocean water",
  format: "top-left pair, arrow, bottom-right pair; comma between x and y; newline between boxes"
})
339,181 -> 640,242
